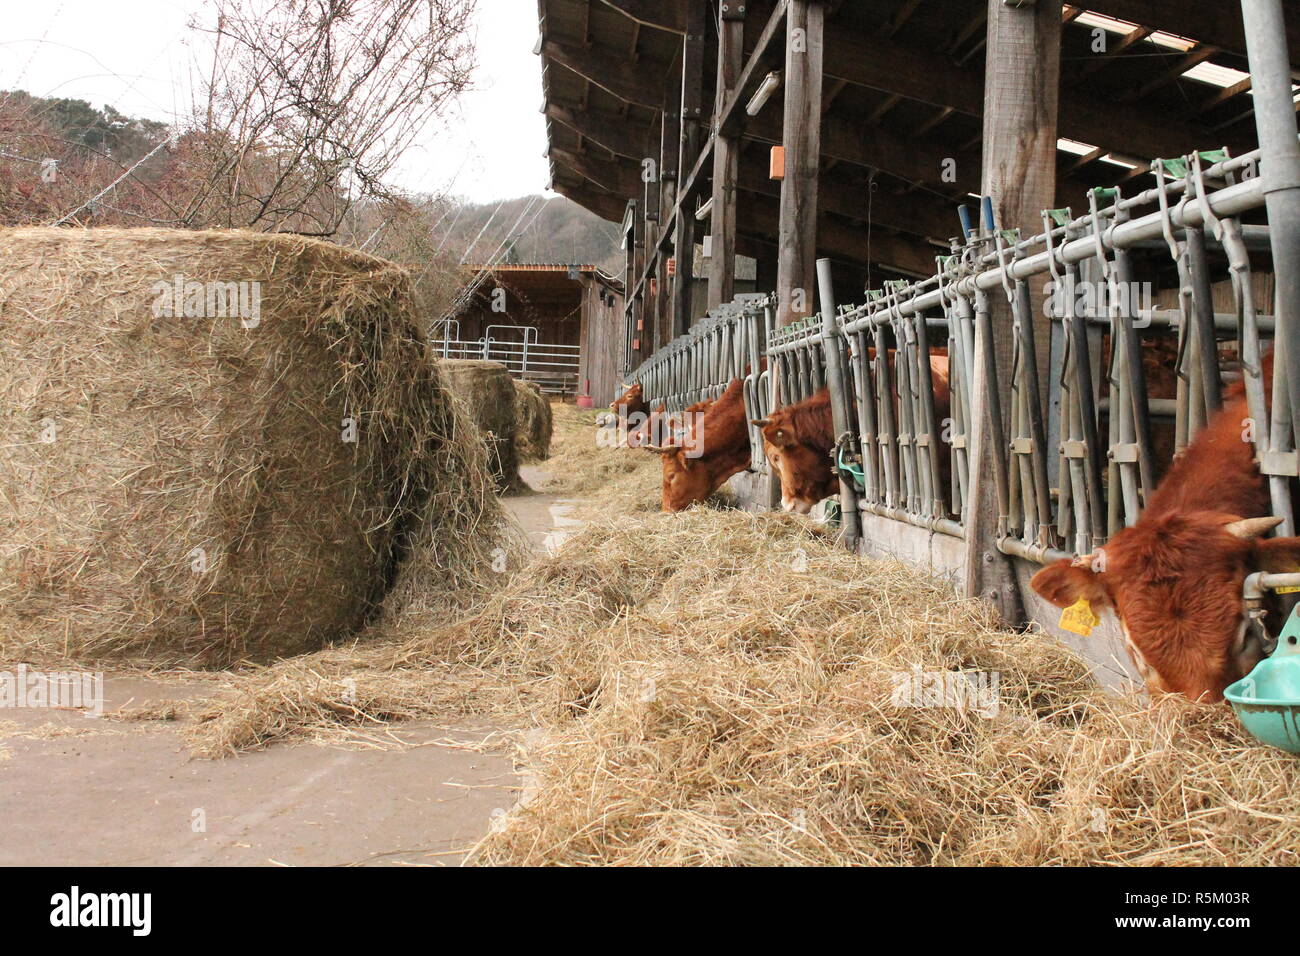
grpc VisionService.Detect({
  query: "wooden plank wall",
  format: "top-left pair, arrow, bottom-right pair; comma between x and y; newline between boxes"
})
578,278 -> 628,404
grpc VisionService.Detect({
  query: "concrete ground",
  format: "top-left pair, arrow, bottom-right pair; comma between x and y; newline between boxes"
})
0,465 -> 573,867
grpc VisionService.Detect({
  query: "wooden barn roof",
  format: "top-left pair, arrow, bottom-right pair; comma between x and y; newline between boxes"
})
537,0 -> 1299,279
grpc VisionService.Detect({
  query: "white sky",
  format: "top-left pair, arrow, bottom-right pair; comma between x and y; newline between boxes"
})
0,0 -> 552,203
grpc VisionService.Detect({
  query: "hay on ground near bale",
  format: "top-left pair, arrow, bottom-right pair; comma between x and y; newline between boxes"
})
439,359 -> 522,492
0,226 -> 509,668
536,403 -> 735,515
185,504 -> 1300,865
512,379 -> 553,462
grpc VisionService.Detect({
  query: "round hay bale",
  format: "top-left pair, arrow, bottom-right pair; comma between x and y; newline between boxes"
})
438,359 -> 521,491
513,379 -> 553,462
0,226 -> 498,667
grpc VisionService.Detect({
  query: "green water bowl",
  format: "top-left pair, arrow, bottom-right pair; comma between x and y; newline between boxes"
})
1224,629 -> 1300,754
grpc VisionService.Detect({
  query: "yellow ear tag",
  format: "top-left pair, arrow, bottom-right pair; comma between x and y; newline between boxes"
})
1059,597 -> 1100,636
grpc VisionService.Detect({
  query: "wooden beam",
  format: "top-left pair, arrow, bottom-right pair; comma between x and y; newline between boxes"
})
652,107 -> 680,348
964,0 -> 1060,625
543,39 -> 672,110
673,0 -> 709,336
546,103 -> 656,161
738,202 -> 936,277
738,153 -> 959,241
1070,23 -> 1153,81
550,180 -> 630,224
747,107 -> 1102,208
1077,0 -> 1300,64
776,0 -> 826,326
818,27 -> 1234,161
550,147 -> 643,196
1121,43 -> 1220,103
598,0 -> 687,34
707,3 -> 745,309
715,0 -> 791,137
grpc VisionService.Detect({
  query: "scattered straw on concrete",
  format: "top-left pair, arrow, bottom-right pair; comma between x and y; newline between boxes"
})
185,500 -> 1300,865
0,227 -> 511,667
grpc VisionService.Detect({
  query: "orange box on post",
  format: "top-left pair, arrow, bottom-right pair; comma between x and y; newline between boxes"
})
769,145 -> 786,180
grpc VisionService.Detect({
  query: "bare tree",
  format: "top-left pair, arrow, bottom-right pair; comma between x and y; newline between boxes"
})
178,0 -> 476,234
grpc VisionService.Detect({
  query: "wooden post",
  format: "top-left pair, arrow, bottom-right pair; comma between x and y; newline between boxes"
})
706,1 -> 745,310
633,204 -> 646,364
963,0 -> 1060,623
776,0 -> 825,327
673,0 -> 708,335
656,108 -> 680,349
622,199 -> 639,373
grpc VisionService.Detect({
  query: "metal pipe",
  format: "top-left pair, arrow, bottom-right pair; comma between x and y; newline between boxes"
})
817,258 -> 862,547
1241,0 -> 1300,509
841,174 -> 1268,334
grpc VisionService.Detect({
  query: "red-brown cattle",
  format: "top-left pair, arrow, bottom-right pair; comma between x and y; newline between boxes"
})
1032,353 -> 1300,702
627,403 -> 666,448
759,389 -> 837,514
646,379 -> 750,512
630,397 -> 715,449
759,354 -> 952,514
610,381 -> 648,433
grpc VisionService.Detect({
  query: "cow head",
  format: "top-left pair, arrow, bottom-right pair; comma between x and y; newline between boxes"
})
1031,511 -> 1300,702
757,419 -> 836,515
611,382 -> 644,416
627,404 -> 666,448
646,444 -> 715,512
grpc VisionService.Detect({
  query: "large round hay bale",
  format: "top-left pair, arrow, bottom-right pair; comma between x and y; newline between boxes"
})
513,379 -> 553,462
439,359 -> 520,491
0,226 -> 496,667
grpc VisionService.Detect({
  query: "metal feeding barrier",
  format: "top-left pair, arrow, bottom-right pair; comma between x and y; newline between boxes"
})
803,141 -> 1286,563
633,292 -> 775,474
630,139 -> 1293,567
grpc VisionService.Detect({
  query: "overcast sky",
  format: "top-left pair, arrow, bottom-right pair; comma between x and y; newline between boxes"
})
0,0 -> 552,203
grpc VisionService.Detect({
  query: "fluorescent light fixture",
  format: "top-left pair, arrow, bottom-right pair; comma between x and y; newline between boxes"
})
1183,61 -> 1251,88
1098,154 -> 1140,169
746,71 -> 783,116
1056,137 -> 1097,155
1073,10 -> 1139,34
1146,30 -> 1196,51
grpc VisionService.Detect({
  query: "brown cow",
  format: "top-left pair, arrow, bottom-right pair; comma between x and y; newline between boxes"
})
629,397 -> 714,449
646,379 -> 750,512
1031,353 -> 1300,702
759,389 -> 838,514
609,381 -> 648,436
758,354 -> 952,514
627,403 -> 666,448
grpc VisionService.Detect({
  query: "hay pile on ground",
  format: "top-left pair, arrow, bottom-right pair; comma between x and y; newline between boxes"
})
512,380 -> 552,462
439,359 -> 521,492
536,403 -> 736,514
0,227 -> 509,667
537,404 -> 660,511
186,503 -> 1300,865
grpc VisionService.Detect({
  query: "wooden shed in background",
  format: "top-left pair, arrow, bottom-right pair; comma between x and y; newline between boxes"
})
436,263 -> 625,399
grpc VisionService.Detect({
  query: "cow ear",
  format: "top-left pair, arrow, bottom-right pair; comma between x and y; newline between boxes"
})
1252,536 -> 1300,573
1030,558 -> 1105,610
